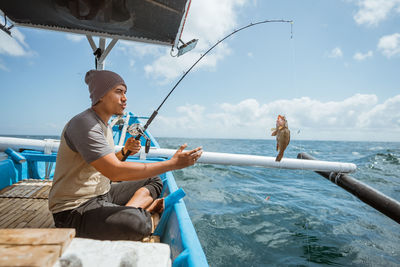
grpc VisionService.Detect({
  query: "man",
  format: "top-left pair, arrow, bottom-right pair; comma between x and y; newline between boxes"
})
48,70 -> 202,241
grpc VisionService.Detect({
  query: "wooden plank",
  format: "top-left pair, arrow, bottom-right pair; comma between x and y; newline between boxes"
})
0,185 -> 19,198
0,179 -> 54,229
31,201 -> 53,228
0,179 -> 53,199
0,182 -> 73,267
9,200 -> 47,228
0,199 -> 50,229
0,200 -> 37,228
37,209 -> 55,228
0,183 -> 18,195
39,214 -> 56,229
0,228 -> 75,255
31,184 -> 51,199
0,198 -> 13,210
0,199 -> 34,226
41,186 -> 51,198
0,244 -> 60,267
0,182 -> 25,198
23,185 -> 44,198
0,199 -> 24,220
26,202 -> 53,228
7,184 -> 37,198
8,183 -> 30,197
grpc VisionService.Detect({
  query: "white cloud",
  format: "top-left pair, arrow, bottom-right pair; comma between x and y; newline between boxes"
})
353,0 -> 400,26
66,34 -> 85,42
116,0 -> 247,83
353,50 -> 373,60
358,95 -> 400,128
151,94 -> 400,141
377,33 -> 400,57
144,43 -> 232,83
328,47 -> 343,58
0,27 -> 31,56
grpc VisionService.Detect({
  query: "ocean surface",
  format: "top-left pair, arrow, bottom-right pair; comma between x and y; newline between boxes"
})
1,136 -> 399,266
156,138 -> 400,267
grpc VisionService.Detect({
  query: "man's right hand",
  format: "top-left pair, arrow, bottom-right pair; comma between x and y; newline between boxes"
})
170,144 -> 203,169
124,137 -> 141,155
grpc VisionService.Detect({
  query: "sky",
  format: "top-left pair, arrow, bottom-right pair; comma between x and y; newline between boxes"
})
0,0 -> 400,142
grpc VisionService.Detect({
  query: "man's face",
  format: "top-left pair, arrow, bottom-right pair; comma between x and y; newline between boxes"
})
100,84 -> 127,115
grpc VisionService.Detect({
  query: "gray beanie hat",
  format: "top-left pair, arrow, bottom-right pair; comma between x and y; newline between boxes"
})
85,70 -> 127,106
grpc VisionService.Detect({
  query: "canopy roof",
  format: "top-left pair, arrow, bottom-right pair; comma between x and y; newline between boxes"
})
0,0 -> 190,46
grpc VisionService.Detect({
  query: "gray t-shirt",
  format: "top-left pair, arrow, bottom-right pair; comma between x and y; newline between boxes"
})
64,108 -> 114,163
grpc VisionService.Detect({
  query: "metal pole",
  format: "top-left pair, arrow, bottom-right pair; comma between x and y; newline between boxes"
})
297,152 -> 400,224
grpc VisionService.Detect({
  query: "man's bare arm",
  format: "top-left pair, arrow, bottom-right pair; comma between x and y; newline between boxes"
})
91,144 -> 202,182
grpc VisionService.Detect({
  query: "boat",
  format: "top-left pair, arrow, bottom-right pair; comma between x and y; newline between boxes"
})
2,1 -> 398,266
0,0 -> 208,266
0,112 -> 209,266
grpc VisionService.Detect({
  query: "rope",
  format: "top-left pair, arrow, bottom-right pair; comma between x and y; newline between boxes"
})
329,172 -> 342,185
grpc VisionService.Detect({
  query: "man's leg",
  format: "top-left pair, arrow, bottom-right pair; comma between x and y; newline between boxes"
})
78,197 -> 153,240
54,194 -> 154,241
110,177 -> 164,234
59,177 -> 163,240
124,189 -> 164,213
109,176 -> 163,207
125,187 -> 154,209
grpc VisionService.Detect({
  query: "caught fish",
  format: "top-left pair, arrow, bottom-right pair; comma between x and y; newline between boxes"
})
271,115 -> 290,162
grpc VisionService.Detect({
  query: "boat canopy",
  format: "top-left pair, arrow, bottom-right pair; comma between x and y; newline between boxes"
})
0,0 -> 191,47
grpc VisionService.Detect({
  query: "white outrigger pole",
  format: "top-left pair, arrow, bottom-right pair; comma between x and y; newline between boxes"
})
136,147 -> 357,173
0,137 -> 356,173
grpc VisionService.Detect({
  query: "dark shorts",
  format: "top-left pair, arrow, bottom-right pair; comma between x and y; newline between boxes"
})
53,176 -> 163,241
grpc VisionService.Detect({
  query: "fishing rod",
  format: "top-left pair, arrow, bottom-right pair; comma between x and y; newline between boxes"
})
122,19 -> 294,161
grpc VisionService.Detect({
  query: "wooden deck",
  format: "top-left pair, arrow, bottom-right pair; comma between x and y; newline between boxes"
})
0,179 -> 54,229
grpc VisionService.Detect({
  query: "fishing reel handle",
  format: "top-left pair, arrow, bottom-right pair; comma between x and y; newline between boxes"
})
121,111 -> 158,161
121,134 -> 145,161
121,134 -> 143,161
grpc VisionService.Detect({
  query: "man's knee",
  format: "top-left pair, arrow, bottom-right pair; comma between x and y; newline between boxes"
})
105,208 -> 152,240
146,176 -> 163,199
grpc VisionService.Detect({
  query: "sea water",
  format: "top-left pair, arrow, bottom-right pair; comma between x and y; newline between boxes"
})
1,136 -> 399,266
158,138 -> 400,267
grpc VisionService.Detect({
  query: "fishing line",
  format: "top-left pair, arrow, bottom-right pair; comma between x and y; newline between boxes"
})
288,24 -> 311,264
122,19 -> 294,161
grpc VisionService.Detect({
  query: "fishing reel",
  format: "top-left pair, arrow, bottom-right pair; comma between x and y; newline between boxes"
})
127,123 -> 151,153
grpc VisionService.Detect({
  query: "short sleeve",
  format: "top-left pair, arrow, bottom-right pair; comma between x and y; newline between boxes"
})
64,113 -> 114,163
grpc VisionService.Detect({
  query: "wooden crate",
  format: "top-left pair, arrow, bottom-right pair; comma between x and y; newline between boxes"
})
0,228 -> 75,267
